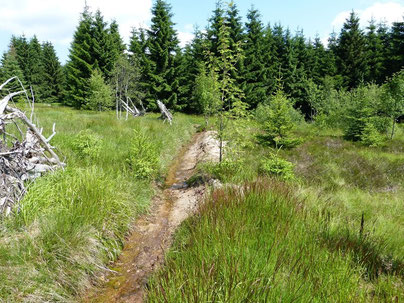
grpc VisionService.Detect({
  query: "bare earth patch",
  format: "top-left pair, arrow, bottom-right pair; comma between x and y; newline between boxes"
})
83,131 -> 219,303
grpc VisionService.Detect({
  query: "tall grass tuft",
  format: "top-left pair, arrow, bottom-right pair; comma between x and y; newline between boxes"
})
146,179 -> 403,302
0,105 -> 200,302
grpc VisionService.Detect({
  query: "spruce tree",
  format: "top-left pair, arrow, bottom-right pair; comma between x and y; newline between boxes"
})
0,48 -> 26,85
90,10 -> 110,75
106,20 -> 126,79
64,6 -> 93,108
146,0 -> 180,110
41,42 -> 64,103
207,1 -> 225,58
336,11 -> 368,89
388,20 -> 404,76
27,36 -> 45,100
241,8 -> 267,109
366,19 -> 384,83
10,36 -> 30,79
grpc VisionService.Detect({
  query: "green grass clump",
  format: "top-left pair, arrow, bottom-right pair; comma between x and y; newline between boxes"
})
146,180 -> 403,302
258,153 -> 295,180
0,105 -> 200,302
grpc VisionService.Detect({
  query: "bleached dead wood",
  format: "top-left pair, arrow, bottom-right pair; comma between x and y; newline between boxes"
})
157,100 -> 173,125
0,76 -> 64,215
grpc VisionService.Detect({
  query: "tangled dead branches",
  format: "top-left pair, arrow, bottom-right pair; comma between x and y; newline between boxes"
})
0,77 -> 64,215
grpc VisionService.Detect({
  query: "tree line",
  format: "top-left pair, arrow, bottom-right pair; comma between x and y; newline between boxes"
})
0,0 -> 403,118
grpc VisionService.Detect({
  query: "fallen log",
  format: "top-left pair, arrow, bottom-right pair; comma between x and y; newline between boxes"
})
157,100 -> 173,125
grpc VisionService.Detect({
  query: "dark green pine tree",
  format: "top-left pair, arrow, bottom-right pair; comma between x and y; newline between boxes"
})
365,18 -> 385,83
129,27 -> 151,100
262,24 -> 278,96
376,21 -> 391,81
64,6 -> 93,108
177,29 -> 207,112
336,11 -> 368,89
146,0 -> 180,110
388,19 -> 404,76
10,35 -> 30,79
0,48 -> 26,85
226,1 -> 244,86
226,2 -> 244,48
271,23 -> 286,79
27,36 -> 45,100
106,20 -> 126,78
41,42 -> 64,103
206,1 -> 225,58
307,36 -> 323,84
241,8 -> 268,109
289,30 -> 311,117
90,10 -> 110,76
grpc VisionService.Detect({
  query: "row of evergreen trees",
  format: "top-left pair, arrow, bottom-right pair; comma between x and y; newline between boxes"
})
0,0 -> 403,117
0,36 -> 64,103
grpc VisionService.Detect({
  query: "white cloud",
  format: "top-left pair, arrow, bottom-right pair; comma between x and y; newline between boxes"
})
331,2 -> 404,29
0,0 -> 152,47
178,24 -> 195,48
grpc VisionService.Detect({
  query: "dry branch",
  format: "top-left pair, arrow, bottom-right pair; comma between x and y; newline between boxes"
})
0,76 -> 64,215
157,100 -> 173,125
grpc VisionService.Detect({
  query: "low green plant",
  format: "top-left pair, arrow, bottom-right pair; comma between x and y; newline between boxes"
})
127,129 -> 159,179
259,153 -> 295,180
361,121 -> 384,147
71,129 -> 102,159
202,158 -> 244,182
256,90 -> 302,148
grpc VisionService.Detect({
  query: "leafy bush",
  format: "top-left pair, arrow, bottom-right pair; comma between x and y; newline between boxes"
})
72,129 -> 102,159
127,130 -> 159,179
258,153 -> 295,181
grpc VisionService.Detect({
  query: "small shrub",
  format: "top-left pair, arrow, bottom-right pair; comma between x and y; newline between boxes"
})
256,90 -> 302,148
127,130 -> 159,179
361,122 -> 384,147
203,158 -> 243,182
72,130 -> 102,159
259,154 -> 295,181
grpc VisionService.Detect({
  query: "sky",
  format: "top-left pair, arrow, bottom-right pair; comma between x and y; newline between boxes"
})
0,0 -> 403,64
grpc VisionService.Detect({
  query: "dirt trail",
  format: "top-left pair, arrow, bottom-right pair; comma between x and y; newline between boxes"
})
83,131 -> 219,303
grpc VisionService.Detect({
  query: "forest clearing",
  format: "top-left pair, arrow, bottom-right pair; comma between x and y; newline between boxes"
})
0,0 -> 403,302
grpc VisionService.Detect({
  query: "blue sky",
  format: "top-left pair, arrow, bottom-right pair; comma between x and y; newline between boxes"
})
0,0 -> 403,64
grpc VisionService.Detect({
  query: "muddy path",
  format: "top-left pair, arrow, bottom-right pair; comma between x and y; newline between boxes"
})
83,131 -> 219,303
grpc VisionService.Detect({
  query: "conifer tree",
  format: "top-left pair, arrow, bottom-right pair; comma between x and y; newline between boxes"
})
106,20 -> 126,78
10,36 -> 30,79
91,10 -> 110,75
207,1 -> 225,58
41,42 -> 64,103
0,48 -> 26,85
64,6 -> 93,108
241,8 -> 267,108
145,0 -> 180,110
366,19 -> 384,83
336,11 -> 368,89
388,20 -> 404,76
27,36 -> 45,100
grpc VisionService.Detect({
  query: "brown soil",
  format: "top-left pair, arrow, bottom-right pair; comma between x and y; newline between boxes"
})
83,131 -> 219,303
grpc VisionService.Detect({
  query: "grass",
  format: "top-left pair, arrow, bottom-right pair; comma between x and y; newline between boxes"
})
146,121 -> 404,302
146,180 -> 403,302
0,104 -> 200,302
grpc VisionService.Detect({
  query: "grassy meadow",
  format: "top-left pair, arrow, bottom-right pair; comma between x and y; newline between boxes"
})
146,122 -> 404,302
0,104 -> 200,302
